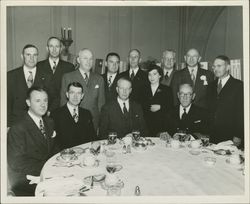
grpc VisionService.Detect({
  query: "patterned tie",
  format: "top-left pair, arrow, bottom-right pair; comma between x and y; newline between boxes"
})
52,61 -> 57,74
181,108 -> 188,120
27,71 -> 34,88
84,73 -> 88,84
217,79 -> 222,94
108,75 -> 112,87
123,102 -> 128,114
190,68 -> 196,86
39,119 -> 47,139
130,71 -> 135,81
73,108 -> 79,123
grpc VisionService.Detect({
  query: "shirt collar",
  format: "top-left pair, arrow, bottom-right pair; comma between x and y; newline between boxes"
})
49,58 -> 59,69
219,74 -> 230,87
79,68 -> 90,79
28,110 -> 42,128
117,97 -> 129,111
164,68 -> 173,76
129,67 -> 139,76
180,104 -> 192,114
67,102 -> 78,116
23,65 -> 36,80
188,66 -> 198,73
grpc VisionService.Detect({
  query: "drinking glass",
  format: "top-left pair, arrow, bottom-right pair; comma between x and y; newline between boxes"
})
132,130 -> 140,141
108,132 -> 117,145
201,135 -> 210,147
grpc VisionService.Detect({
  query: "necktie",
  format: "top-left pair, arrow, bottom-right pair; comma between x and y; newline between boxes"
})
181,108 -> 188,120
130,71 -> 135,81
39,119 -> 47,138
52,61 -> 57,74
73,108 -> 79,123
123,102 -> 128,114
165,72 -> 169,79
217,79 -> 222,94
108,75 -> 112,87
27,71 -> 34,88
84,73 -> 88,84
190,68 -> 196,86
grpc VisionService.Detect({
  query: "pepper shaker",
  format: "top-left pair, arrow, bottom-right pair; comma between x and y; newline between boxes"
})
135,185 -> 141,196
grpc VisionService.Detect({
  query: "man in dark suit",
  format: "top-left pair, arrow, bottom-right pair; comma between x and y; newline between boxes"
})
118,49 -> 149,105
99,77 -> 147,139
7,44 -> 51,128
207,55 -> 244,148
171,48 -> 214,109
102,52 -> 120,103
60,49 -> 105,130
51,82 -> 96,150
7,87 -> 59,196
161,83 -> 209,139
161,49 -> 177,86
37,37 -> 75,112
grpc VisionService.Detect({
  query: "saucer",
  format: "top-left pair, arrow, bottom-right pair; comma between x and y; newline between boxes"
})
81,160 -> 99,168
72,147 -> 86,156
189,149 -> 201,155
56,155 -> 78,163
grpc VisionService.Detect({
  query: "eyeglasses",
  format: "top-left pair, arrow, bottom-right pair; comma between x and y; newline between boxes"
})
179,93 -> 193,97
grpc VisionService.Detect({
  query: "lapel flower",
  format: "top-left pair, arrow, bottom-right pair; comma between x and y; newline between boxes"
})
51,131 -> 56,138
200,75 -> 208,85
95,84 -> 99,89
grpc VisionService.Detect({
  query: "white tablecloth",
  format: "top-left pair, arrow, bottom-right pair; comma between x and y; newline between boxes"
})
36,138 -> 244,196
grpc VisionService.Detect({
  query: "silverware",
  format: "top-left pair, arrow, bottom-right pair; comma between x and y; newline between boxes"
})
90,176 -> 94,189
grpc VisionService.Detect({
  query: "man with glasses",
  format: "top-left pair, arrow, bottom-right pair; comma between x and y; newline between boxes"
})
160,83 -> 209,139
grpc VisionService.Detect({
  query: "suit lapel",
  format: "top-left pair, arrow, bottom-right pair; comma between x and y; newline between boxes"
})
218,76 -> 232,96
19,67 -> 29,89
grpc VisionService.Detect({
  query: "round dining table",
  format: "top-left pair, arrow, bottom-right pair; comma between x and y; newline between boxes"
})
35,138 -> 244,196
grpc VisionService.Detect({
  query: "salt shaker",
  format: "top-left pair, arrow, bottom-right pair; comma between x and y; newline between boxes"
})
135,186 -> 141,196
122,145 -> 127,154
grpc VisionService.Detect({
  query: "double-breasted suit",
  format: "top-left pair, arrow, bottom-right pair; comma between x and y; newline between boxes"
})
7,67 -> 51,127
60,69 -> 105,129
170,66 -> 214,109
7,114 -> 59,196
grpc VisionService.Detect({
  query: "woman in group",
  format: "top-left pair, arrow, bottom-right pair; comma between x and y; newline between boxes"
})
142,64 -> 173,137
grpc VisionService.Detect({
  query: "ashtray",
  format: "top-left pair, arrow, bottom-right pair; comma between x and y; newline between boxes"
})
204,157 -> 216,166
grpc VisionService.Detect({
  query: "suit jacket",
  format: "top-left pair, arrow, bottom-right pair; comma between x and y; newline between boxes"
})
7,113 -> 59,196
37,59 -> 75,111
7,66 -> 52,127
50,104 -> 96,150
142,84 -> 173,136
60,69 -> 105,129
207,76 -> 244,145
102,72 -> 119,104
161,69 -> 177,86
99,99 -> 148,139
165,104 -> 210,136
118,68 -> 149,105
170,65 -> 214,109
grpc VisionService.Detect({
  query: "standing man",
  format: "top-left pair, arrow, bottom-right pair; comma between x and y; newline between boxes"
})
161,49 -> 177,86
7,87 -> 59,196
118,49 -> 149,105
171,48 -> 214,109
51,82 -> 96,150
99,77 -> 147,139
207,55 -> 244,148
102,52 -> 120,103
60,48 -> 105,130
7,44 -> 51,128
37,37 -> 75,112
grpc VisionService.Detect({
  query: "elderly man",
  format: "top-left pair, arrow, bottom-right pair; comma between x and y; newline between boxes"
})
99,77 -> 147,139
118,49 -> 149,105
60,48 -> 105,130
207,55 -> 244,148
51,82 -> 96,150
7,44 -> 51,128
161,49 -> 177,86
37,37 -> 75,111
171,48 -> 214,109
7,87 -> 59,196
102,52 -> 120,103
161,83 -> 209,140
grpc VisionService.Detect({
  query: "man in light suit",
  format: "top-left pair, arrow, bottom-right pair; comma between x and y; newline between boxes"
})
99,77 -> 147,139
161,49 -> 177,86
60,49 -> 105,130
7,44 -> 51,128
102,52 -> 120,103
51,82 -> 96,150
7,87 -> 59,196
207,55 -> 244,148
118,49 -> 149,106
37,37 -> 75,112
171,48 -> 214,109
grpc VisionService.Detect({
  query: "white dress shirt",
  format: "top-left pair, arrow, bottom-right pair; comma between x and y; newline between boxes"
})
67,102 -> 79,117
23,65 -> 36,82
28,110 -> 42,129
129,66 -> 139,76
219,74 -> 230,89
79,69 -> 90,79
164,68 -> 173,77
179,104 -> 192,119
49,57 -> 59,71
117,97 -> 129,113
107,72 -> 117,85
188,66 -> 198,78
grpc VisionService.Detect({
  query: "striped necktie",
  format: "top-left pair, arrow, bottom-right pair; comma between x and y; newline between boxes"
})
27,71 -> 34,88
39,119 -> 47,139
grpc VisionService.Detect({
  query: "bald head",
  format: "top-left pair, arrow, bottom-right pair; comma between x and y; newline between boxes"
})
77,49 -> 93,72
184,48 -> 201,68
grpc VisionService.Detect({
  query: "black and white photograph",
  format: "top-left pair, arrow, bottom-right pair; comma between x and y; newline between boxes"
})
1,0 -> 249,203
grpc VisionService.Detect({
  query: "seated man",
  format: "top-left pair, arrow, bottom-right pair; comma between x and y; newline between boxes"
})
7,86 -> 59,196
50,82 -> 96,150
99,77 -> 147,139
160,83 -> 210,140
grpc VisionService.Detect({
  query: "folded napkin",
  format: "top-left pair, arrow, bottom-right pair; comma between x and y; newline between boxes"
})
26,175 -> 40,184
210,140 -> 238,152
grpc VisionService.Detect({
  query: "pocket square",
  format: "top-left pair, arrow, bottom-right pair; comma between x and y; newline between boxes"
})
51,131 -> 56,138
95,85 -> 99,89
194,120 -> 201,123
135,114 -> 139,118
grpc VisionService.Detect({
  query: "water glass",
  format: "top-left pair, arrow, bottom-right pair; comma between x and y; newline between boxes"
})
108,132 -> 117,145
201,135 -> 210,147
132,130 -> 140,141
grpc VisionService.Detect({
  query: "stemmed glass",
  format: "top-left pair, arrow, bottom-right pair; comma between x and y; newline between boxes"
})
108,132 -> 117,145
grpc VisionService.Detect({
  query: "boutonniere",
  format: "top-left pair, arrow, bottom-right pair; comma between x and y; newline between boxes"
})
51,131 -> 56,138
200,75 -> 208,85
95,84 -> 99,89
